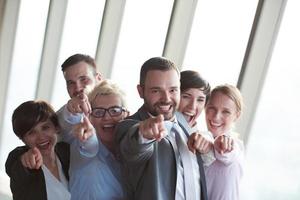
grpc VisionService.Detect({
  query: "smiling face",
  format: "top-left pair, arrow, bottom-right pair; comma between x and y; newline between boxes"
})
178,88 -> 207,127
63,61 -> 101,98
205,91 -> 240,137
138,69 -> 180,120
90,94 -> 128,146
22,119 -> 58,157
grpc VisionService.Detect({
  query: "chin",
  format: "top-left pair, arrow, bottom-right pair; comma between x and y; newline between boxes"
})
162,113 -> 174,120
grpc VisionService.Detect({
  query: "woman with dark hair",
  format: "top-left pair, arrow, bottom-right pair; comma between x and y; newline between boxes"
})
5,100 -> 70,200
178,70 -> 214,157
178,70 -> 210,128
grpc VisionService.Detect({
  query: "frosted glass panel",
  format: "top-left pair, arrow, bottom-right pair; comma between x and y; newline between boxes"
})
51,0 -> 105,110
183,0 -> 258,88
111,0 -> 174,113
241,1 -> 300,199
0,0 -> 50,171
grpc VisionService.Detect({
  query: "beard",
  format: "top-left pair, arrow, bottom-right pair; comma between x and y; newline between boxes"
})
144,100 -> 177,120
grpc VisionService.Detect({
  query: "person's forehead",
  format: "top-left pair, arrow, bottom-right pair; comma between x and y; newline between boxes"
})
182,88 -> 206,97
144,69 -> 179,86
92,94 -> 122,107
65,61 -> 92,74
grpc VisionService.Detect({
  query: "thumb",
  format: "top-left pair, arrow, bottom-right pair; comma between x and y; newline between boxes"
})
82,116 -> 93,129
78,92 -> 85,100
32,147 -> 40,156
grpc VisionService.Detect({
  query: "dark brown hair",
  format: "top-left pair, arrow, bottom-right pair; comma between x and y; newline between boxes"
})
61,53 -> 97,72
180,70 -> 211,102
12,100 -> 59,139
139,57 -> 179,86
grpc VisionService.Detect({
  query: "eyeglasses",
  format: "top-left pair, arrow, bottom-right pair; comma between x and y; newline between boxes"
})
91,106 -> 126,118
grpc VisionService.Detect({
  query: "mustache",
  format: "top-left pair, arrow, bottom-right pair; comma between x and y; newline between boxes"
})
155,101 -> 173,106
73,90 -> 84,97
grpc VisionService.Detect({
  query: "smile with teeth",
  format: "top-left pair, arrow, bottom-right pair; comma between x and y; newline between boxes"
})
158,105 -> 172,112
210,121 -> 222,128
103,124 -> 114,128
36,141 -> 50,150
183,111 -> 195,122
102,124 -> 115,131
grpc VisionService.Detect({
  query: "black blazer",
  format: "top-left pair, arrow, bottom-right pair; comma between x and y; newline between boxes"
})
5,142 -> 70,200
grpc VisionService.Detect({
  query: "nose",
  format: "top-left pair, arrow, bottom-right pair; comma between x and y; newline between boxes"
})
188,99 -> 197,110
75,81 -> 83,92
73,81 -> 84,96
102,110 -> 111,119
161,91 -> 171,102
35,130 -> 45,140
212,111 -> 222,120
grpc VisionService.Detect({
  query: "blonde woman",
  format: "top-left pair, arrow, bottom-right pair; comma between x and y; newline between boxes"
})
188,84 -> 245,200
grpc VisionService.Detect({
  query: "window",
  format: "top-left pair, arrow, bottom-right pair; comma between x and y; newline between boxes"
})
183,0 -> 258,87
241,1 -> 300,199
0,0 -> 50,169
51,0 -> 105,110
111,0 -> 174,113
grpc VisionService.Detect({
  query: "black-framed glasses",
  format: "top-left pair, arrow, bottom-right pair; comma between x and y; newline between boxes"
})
91,106 -> 126,118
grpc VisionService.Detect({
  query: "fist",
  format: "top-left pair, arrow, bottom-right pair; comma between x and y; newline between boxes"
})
67,93 -> 91,115
214,135 -> 234,154
187,132 -> 213,154
73,116 -> 95,142
139,115 -> 167,141
20,147 -> 43,169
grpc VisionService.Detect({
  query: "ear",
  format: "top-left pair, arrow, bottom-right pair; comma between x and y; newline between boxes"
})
124,111 -> 130,118
137,84 -> 144,98
95,72 -> 103,82
234,111 -> 241,122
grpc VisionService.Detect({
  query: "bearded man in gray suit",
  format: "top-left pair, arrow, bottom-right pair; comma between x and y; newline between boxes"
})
116,57 -> 208,200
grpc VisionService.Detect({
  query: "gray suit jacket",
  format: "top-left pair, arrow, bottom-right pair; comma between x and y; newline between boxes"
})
116,105 -> 208,200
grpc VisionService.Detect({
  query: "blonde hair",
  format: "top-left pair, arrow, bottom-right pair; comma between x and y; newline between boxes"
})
88,80 -> 127,108
210,84 -> 244,116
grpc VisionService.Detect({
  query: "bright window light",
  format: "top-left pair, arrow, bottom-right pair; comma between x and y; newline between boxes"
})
111,0 -> 174,113
51,0 -> 105,110
0,0 -> 50,171
241,1 -> 300,199
183,0 -> 258,88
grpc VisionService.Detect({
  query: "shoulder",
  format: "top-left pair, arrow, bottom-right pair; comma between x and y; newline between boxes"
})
6,146 -> 29,164
55,142 -> 70,166
56,141 -> 70,150
115,118 -> 141,143
5,146 -> 29,175
127,105 -> 149,121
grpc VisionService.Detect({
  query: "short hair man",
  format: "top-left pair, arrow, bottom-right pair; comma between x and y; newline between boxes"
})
116,57 -> 208,200
57,53 -> 102,139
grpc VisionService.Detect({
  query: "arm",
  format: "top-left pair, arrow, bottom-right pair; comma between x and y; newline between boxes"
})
119,121 -> 155,164
69,116 -> 99,169
117,115 -> 166,164
5,146 -> 44,199
57,104 -> 84,143
214,136 -> 244,165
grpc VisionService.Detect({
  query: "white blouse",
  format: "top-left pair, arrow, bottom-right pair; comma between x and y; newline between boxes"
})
42,156 -> 71,200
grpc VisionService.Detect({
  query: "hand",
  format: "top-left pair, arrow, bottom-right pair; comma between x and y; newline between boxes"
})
67,93 -> 91,115
187,132 -> 213,154
214,135 -> 234,154
20,147 -> 43,169
139,114 -> 167,141
72,116 -> 94,142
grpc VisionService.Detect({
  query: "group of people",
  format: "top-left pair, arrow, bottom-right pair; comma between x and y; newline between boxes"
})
5,54 -> 245,200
